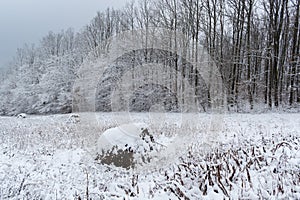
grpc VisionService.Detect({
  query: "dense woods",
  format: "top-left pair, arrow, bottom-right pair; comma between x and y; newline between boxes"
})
0,0 -> 299,115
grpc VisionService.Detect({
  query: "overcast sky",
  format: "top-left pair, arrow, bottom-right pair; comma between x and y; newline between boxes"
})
0,0 -> 128,69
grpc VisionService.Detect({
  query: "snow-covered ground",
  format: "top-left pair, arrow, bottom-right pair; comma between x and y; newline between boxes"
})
0,113 -> 299,199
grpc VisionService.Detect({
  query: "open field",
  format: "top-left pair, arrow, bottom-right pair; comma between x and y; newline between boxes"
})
0,113 -> 299,199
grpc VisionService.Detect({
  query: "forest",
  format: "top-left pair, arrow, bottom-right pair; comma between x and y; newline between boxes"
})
0,1 -> 299,199
0,0 -> 299,115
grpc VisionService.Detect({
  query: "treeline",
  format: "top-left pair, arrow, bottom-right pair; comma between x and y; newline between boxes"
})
0,0 -> 299,114
81,0 -> 300,110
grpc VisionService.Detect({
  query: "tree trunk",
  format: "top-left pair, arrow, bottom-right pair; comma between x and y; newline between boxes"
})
290,0 -> 299,105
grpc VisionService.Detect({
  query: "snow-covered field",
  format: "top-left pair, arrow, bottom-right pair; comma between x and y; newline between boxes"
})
0,113 -> 299,199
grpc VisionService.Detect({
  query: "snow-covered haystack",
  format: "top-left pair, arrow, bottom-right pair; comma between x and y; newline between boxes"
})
16,113 -> 27,118
67,113 -> 80,123
96,123 -> 164,169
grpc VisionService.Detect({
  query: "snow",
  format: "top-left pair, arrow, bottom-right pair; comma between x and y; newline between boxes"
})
0,113 -> 299,199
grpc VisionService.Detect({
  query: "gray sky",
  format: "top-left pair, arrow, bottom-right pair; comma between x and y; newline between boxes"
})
0,0 -> 128,69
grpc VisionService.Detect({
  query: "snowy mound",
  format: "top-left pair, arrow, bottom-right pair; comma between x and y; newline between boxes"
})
16,113 -> 27,118
96,123 -> 166,169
